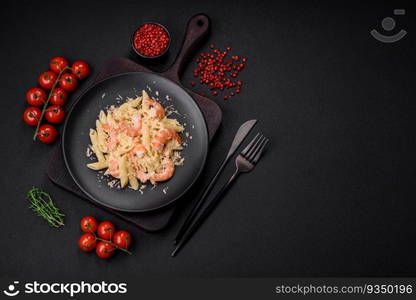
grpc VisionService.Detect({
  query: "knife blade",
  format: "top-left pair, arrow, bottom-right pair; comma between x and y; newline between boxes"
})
225,119 -> 258,160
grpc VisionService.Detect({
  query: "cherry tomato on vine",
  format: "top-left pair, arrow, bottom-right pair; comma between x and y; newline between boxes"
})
23,107 -> 41,126
59,73 -> 78,92
49,56 -> 69,74
97,221 -> 115,240
38,71 -> 58,90
26,88 -> 46,106
49,87 -> 68,106
80,216 -> 98,233
45,105 -> 65,124
37,124 -> 57,144
95,241 -> 115,259
112,230 -> 132,249
71,61 -> 90,80
78,233 -> 97,252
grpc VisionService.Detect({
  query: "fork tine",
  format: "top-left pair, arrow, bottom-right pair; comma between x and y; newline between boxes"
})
252,138 -> 269,164
246,135 -> 265,161
244,134 -> 263,158
241,133 -> 260,156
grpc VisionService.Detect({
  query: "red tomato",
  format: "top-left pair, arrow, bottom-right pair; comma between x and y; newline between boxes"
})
78,233 -> 97,252
112,230 -> 132,249
59,73 -> 78,92
23,107 -> 41,126
38,71 -> 58,90
97,221 -> 115,240
26,88 -> 47,106
95,241 -> 115,259
49,87 -> 68,106
80,216 -> 98,233
71,61 -> 90,80
49,56 -> 69,73
37,124 -> 58,144
45,105 -> 65,124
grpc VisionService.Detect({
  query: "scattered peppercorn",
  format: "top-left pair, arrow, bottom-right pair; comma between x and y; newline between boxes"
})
190,44 -> 247,100
133,23 -> 170,57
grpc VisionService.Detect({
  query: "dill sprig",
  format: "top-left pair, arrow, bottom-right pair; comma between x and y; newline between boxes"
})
27,187 -> 65,228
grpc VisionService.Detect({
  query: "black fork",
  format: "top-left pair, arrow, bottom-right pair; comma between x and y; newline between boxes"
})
171,133 -> 269,257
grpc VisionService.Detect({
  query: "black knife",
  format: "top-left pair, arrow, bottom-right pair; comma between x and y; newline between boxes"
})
174,119 -> 257,244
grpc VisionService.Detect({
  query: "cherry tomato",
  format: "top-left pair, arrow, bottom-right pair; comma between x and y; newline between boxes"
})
80,216 -> 98,233
49,56 -> 69,74
49,87 -> 68,106
78,233 -> 97,252
38,71 -> 58,90
23,107 -> 41,126
71,61 -> 90,80
45,105 -> 65,124
37,124 -> 58,144
95,241 -> 115,259
97,221 -> 115,240
26,88 -> 46,107
59,73 -> 78,92
112,230 -> 132,249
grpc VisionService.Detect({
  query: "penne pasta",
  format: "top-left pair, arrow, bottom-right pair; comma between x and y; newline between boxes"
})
87,161 -> 108,170
118,155 -> 128,188
128,96 -> 142,108
96,120 -> 108,153
89,129 -> 106,162
86,90 -> 185,190
99,110 -> 107,124
127,164 -> 139,190
106,111 -> 116,128
161,118 -> 184,132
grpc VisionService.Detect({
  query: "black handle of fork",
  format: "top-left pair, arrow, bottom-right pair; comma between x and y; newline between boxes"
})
171,169 -> 240,257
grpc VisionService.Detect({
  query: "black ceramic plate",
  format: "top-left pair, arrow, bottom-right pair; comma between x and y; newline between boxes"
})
62,72 -> 209,212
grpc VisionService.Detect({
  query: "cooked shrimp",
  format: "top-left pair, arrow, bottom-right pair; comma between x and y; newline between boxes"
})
102,123 -> 110,132
130,143 -> 146,158
151,129 -> 182,152
116,120 -> 141,138
151,129 -> 172,152
136,170 -> 149,183
127,114 -> 142,137
102,125 -> 119,152
132,114 -> 142,129
170,130 -> 182,144
108,159 -> 120,178
144,97 -> 165,119
150,158 -> 175,182
128,143 -> 148,183
128,144 -> 145,170
107,129 -> 118,151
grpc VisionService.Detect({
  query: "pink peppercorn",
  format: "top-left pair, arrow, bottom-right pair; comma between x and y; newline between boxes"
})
133,23 -> 170,57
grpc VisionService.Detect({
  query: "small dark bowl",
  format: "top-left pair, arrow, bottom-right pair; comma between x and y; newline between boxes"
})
131,22 -> 171,59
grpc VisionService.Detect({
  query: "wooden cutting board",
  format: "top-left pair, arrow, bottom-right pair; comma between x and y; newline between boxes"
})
47,14 -> 222,231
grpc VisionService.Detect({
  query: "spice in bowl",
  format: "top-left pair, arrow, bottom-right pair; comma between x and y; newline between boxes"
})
132,23 -> 170,58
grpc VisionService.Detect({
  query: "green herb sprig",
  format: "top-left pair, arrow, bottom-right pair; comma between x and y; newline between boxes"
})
27,187 -> 65,228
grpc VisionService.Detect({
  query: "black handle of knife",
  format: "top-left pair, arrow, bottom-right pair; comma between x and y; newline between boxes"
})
174,156 -> 228,244
172,169 -> 241,256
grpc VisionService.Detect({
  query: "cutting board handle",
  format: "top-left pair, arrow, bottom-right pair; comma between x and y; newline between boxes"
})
163,14 -> 210,82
